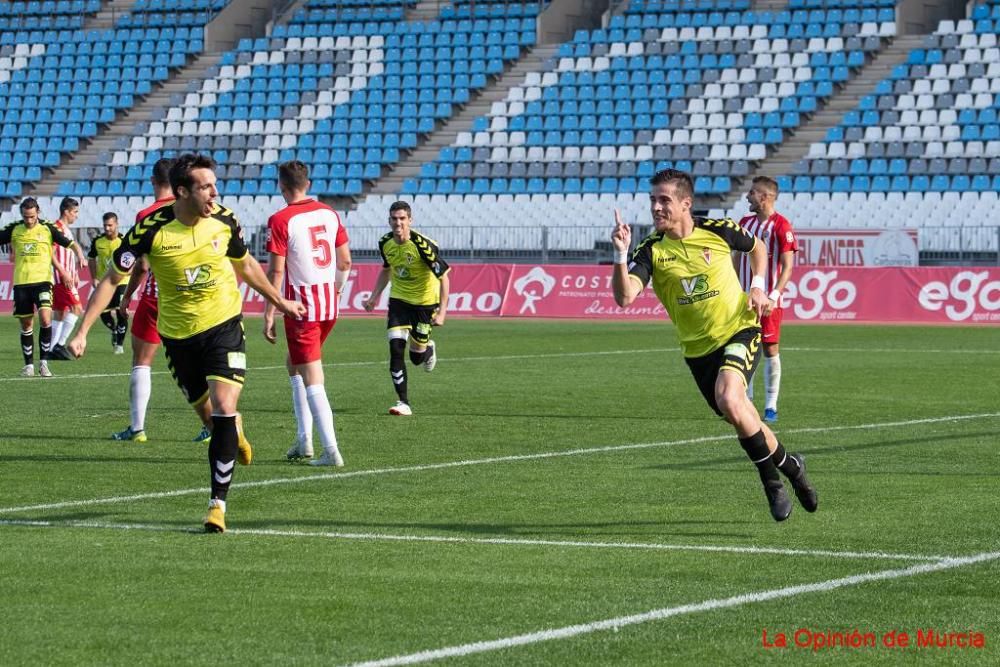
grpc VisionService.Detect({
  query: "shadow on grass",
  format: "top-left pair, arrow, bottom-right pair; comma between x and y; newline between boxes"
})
647,430 -> 1000,474
230,518 -> 755,540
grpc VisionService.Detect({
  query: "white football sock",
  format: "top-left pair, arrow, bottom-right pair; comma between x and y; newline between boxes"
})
764,354 -> 781,412
131,365 -> 152,431
289,374 -> 313,444
51,320 -> 63,345
58,312 -> 78,345
306,384 -> 339,454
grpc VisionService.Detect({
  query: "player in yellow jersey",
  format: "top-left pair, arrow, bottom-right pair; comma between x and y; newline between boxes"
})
68,154 -> 306,533
88,212 -> 128,354
363,201 -> 450,416
610,169 -> 817,522
0,197 -> 86,377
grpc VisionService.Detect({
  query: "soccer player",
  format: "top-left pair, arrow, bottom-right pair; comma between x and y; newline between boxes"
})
264,160 -> 350,466
610,169 -> 817,522
112,157 -> 214,444
736,176 -> 798,423
88,212 -> 128,354
50,197 -> 82,360
362,201 -> 449,416
0,197 -> 85,377
68,153 -> 306,533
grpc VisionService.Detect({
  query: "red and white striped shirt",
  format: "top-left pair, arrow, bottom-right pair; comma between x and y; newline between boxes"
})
266,198 -> 348,322
52,219 -> 78,286
736,212 -> 799,302
134,197 -> 175,302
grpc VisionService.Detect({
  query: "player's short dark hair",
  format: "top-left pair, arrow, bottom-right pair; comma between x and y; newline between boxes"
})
102,212 -> 118,223
278,160 -> 310,192
649,169 -> 694,200
389,201 -> 412,217
751,176 -> 779,196
152,157 -> 176,187
169,153 -> 216,195
19,197 -> 39,212
59,197 -> 79,214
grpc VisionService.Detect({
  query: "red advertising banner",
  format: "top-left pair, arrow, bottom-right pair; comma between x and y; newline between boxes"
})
2,263 -> 998,324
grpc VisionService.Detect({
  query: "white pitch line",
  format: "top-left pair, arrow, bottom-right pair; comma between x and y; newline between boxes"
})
0,518 -> 949,562
1,412 -> 997,516
2,343 -> 996,383
0,348 -> 677,382
347,551 -> 1000,667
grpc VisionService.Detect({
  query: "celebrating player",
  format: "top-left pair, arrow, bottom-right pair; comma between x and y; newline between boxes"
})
610,169 -> 817,522
363,201 -> 449,416
68,153 -> 306,533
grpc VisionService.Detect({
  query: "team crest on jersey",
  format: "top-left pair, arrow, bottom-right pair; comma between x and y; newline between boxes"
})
701,248 -> 712,264
211,238 -> 221,252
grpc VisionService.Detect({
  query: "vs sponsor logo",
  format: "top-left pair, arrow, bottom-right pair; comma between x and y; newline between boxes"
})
677,274 -> 718,305
179,264 -> 216,291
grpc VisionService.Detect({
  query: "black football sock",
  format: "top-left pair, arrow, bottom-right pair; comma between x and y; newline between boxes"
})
100,311 -> 115,331
770,442 -> 802,478
39,325 -> 52,360
208,415 -> 239,501
115,312 -> 129,346
409,348 -> 428,365
739,430 -> 781,485
389,338 -> 408,403
20,328 -> 33,366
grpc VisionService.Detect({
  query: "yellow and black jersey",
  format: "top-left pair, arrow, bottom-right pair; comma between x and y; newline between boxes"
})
112,203 -> 249,340
88,234 -> 123,276
378,230 -> 450,306
627,217 -> 759,358
0,220 -> 75,286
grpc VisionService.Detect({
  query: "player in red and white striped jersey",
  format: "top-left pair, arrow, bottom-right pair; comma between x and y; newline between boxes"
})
50,197 -> 82,359
736,176 -> 799,423
265,160 -> 351,467
111,158 -> 214,443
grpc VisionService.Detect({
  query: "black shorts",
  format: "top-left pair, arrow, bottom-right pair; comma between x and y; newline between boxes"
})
685,327 -> 762,416
105,285 -> 127,311
162,315 -> 246,405
387,297 -> 437,345
13,282 -> 53,318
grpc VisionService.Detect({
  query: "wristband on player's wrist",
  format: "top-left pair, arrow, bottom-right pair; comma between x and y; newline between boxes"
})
613,249 -> 629,265
768,289 -> 781,303
750,275 -> 766,292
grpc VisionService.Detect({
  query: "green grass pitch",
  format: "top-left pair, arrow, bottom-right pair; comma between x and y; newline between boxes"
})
1,316 -> 998,665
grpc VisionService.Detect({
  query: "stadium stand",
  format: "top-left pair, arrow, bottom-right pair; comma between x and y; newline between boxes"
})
750,2 -> 1000,255
0,0 -> 212,202
49,0 -> 540,208
1,0 -> 997,261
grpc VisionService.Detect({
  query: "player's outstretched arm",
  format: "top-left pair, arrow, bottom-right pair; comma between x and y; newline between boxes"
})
233,253 -> 306,319
68,269 -> 128,358
118,257 -> 148,318
363,267 -> 391,311
263,252 -> 286,344
746,239 -> 770,318
610,209 -> 640,307
433,271 -> 449,326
